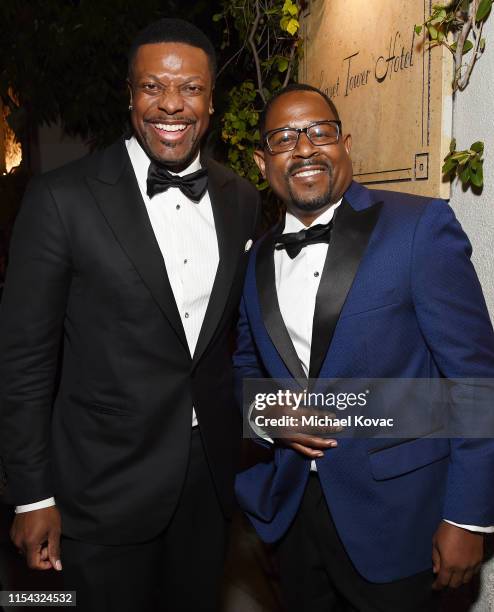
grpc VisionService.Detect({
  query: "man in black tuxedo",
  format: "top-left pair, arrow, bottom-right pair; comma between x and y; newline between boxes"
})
0,19 -> 260,612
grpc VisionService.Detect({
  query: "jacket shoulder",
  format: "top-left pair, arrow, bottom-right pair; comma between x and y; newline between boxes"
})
38,148 -> 103,183
33,140 -> 123,190
370,187 -> 446,209
368,188 -> 452,227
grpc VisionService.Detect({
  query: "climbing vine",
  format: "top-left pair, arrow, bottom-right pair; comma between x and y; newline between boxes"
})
214,0 -> 302,190
416,0 -> 492,189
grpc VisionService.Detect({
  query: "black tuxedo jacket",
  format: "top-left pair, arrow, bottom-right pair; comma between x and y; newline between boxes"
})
0,139 -> 260,544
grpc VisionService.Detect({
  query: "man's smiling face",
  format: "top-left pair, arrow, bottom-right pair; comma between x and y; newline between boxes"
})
128,42 -> 213,170
254,90 -> 353,220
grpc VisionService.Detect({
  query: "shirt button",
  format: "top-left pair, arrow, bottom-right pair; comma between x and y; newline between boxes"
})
176,204 -> 181,210
184,312 -> 189,319
184,259 -> 188,264
314,271 -> 320,278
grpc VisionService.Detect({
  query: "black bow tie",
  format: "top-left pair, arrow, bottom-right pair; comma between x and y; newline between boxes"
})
146,161 -> 208,202
275,220 -> 333,259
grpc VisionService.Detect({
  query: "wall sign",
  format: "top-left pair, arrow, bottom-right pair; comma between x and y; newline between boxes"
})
300,0 -> 453,198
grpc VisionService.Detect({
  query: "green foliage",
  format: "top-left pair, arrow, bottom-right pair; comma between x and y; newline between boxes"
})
280,0 -> 300,35
416,1 -> 491,191
477,0 -> 493,21
415,3 -> 461,44
221,81 -> 267,189
443,138 -> 484,188
214,0 -> 302,194
415,0 -> 492,91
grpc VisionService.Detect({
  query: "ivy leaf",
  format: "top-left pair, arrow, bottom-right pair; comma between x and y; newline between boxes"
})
442,158 -> 457,175
288,4 -> 299,17
462,40 -> 474,54
415,24 -> 423,35
480,38 -> 486,51
286,18 -> 299,35
471,162 -> 484,187
428,25 -> 438,40
460,165 -> 471,185
282,0 -> 298,17
212,13 -> 223,22
450,151 -> 470,162
449,138 -> 457,153
470,141 -> 484,154
476,0 -> 493,22
277,57 -> 289,72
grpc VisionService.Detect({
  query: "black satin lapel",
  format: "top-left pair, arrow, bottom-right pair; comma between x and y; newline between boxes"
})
257,229 -> 307,381
309,200 -> 383,378
86,157 -> 189,352
192,172 -> 243,365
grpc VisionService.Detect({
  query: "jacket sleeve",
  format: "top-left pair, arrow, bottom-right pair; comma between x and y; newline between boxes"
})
233,294 -> 266,399
410,199 -> 494,526
233,290 -> 275,446
0,175 -> 71,505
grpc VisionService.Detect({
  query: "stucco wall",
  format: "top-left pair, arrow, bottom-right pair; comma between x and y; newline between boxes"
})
450,17 -> 494,323
449,16 -> 494,612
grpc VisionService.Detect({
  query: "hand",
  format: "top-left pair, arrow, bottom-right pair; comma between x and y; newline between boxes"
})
272,404 -> 341,458
251,392 -> 343,458
275,433 -> 338,458
10,506 -> 63,571
432,521 -> 483,589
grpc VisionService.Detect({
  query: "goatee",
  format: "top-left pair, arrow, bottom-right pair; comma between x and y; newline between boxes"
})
286,160 -> 334,212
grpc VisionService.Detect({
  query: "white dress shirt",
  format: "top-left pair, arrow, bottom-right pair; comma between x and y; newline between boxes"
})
272,203 -> 493,533
16,137 -> 219,514
275,204 -> 339,379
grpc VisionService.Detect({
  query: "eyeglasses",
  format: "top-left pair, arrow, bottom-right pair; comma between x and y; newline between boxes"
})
263,120 -> 342,154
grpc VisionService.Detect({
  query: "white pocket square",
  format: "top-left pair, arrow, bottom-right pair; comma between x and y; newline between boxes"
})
244,239 -> 253,252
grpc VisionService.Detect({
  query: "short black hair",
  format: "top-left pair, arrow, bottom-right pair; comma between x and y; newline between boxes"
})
128,18 -> 217,81
259,83 -> 340,139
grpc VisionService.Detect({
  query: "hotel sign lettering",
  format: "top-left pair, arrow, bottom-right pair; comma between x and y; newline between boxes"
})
300,0 -> 453,198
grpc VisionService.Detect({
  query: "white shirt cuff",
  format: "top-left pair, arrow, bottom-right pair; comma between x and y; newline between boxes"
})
444,519 -> 494,533
15,497 -> 56,514
247,399 -> 273,442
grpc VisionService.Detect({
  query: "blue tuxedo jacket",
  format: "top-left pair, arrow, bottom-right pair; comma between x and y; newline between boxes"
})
234,181 -> 494,583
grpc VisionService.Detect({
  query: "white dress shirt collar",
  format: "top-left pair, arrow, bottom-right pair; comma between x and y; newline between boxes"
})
125,135 -> 202,191
283,198 -> 343,234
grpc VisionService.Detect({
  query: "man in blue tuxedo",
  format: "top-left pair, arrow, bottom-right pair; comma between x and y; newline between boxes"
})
234,83 -> 494,611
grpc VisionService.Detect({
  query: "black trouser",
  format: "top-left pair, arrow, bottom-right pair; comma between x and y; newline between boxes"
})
277,474 -> 440,612
61,428 -> 227,612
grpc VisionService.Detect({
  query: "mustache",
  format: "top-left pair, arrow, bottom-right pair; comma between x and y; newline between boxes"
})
286,159 -> 332,176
